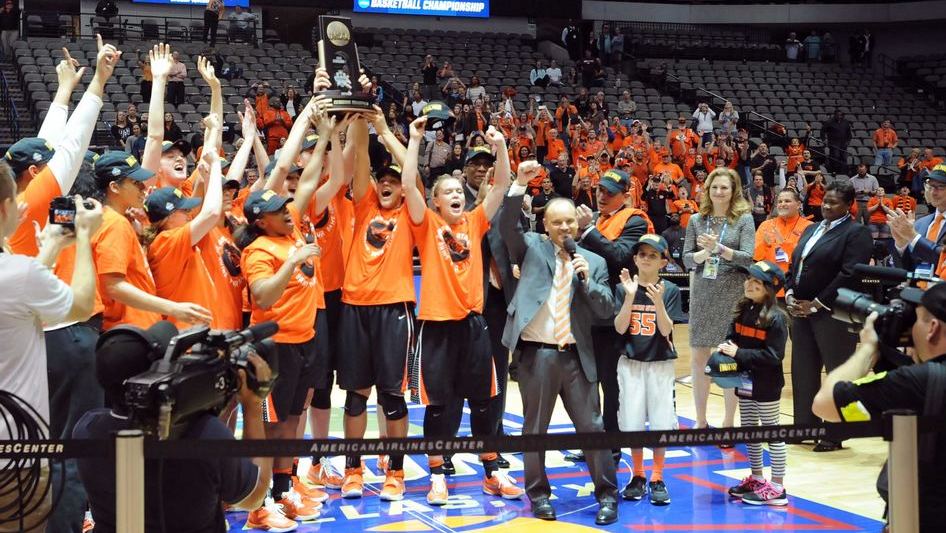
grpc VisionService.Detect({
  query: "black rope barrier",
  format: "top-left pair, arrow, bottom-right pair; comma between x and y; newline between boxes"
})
0,420 -> 897,460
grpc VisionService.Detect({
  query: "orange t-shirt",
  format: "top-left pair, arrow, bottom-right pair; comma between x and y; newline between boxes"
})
670,199 -> 699,228
232,187 -> 251,219
241,205 -> 320,344
9,167 -> 60,257
343,187 -> 417,306
873,128 -> 898,148
807,184 -> 825,207
597,207 -> 654,241
51,246 -> 105,318
652,162 -> 684,184
147,222 -> 218,329
622,133 -> 648,151
534,117 -> 551,147
786,144 -> 805,173
92,207 -> 162,330
413,205 -> 490,321
667,128 -> 699,160
546,138 -> 566,163
893,194 -> 917,213
555,104 -> 577,130
199,225 -> 246,331
866,197 -> 894,225
753,213 -> 813,296
308,190 -> 351,294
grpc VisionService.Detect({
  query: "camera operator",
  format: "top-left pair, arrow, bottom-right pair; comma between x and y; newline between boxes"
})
73,322 -> 274,533
813,283 -> 946,533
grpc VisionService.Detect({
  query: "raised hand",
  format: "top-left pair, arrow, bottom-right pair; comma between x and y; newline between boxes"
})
57,47 -> 85,91
240,99 -> 257,138
202,111 -> 221,133
313,67 -> 331,93
644,281 -> 665,307
149,43 -> 173,79
358,70 -> 372,93
94,34 -> 121,82
484,125 -> 505,147
196,55 -> 220,87
409,116 -> 428,141
516,160 -> 542,186
317,113 -> 337,139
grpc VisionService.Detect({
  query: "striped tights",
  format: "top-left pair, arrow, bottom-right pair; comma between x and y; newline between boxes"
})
738,398 -> 786,478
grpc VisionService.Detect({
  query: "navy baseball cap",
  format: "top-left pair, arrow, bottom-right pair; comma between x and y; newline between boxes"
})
144,187 -> 201,223
264,158 -> 303,177
245,189 -> 291,223
93,151 -> 154,187
223,177 -> 241,190
161,139 -> 191,157
705,352 -> 746,389
741,260 -> 787,290
5,138 -> 55,175
632,234 -> 669,256
464,145 -> 495,165
927,164 -> 946,184
422,101 -> 451,130
301,133 -> 321,151
599,169 -> 630,194
377,164 -> 402,181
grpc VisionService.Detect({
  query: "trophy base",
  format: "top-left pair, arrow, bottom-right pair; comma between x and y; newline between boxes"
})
321,91 -> 374,114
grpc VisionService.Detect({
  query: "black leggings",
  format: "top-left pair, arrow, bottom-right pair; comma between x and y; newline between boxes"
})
423,399 -> 492,439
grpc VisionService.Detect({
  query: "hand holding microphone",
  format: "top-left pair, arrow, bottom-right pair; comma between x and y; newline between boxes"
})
563,236 -> 589,283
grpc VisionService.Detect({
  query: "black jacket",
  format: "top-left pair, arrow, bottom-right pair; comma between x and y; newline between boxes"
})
579,207 -> 649,284
785,216 -> 873,308
821,118 -> 853,145
727,304 -> 788,402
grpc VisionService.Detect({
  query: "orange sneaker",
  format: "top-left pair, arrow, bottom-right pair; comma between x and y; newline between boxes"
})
341,467 -> 364,499
306,457 -> 344,489
427,473 -> 449,505
377,454 -> 390,472
380,470 -> 406,501
276,489 -> 321,521
245,503 -> 299,531
292,476 -> 330,503
483,471 -> 525,500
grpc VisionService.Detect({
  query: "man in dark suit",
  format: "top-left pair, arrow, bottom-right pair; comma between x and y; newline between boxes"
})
786,179 -> 873,452
572,169 -> 651,462
501,161 -> 619,524
891,166 -> 946,272
821,110 -> 853,174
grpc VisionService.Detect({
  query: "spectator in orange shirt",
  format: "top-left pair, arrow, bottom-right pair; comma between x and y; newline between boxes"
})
872,119 -> 898,167
621,119 -> 650,151
866,186 -> 895,239
532,105 -> 553,162
261,96 -> 293,154
666,116 -> 700,164
893,184 -> 917,213
555,96 -> 578,131
803,171 -> 826,221
752,188 -> 812,296
786,137 -> 806,173
545,127 -> 567,165
670,187 -> 698,228
652,151 -> 685,189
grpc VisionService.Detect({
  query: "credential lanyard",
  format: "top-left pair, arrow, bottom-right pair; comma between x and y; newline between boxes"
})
707,219 -> 728,255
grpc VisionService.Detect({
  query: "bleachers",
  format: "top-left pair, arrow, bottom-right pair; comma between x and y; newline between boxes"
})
639,58 -> 946,160
899,54 -> 946,102
617,23 -> 781,62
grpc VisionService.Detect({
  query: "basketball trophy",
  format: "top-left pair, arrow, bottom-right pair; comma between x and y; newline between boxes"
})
317,16 -> 374,114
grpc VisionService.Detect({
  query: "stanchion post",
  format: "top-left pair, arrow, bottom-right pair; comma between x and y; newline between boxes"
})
887,411 -> 919,533
116,429 -> 145,533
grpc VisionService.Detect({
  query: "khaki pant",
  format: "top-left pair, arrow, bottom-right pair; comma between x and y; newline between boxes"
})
0,465 -> 51,533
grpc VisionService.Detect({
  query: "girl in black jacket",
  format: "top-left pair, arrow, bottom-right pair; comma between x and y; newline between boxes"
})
716,260 -> 789,507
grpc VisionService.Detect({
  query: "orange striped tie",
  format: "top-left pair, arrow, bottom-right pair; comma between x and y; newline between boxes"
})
553,253 -> 573,346
928,213 -> 944,242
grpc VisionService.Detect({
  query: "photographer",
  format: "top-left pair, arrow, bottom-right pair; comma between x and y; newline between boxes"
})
73,322 -> 277,533
813,283 -> 946,532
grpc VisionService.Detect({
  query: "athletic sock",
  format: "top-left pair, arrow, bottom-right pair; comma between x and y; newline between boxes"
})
751,474 -> 765,482
345,455 -> 361,469
632,449 -> 646,478
651,452 -> 665,482
273,469 -> 292,498
481,452 -> 498,478
770,481 -> 784,492
429,456 -> 445,475
390,454 -> 405,471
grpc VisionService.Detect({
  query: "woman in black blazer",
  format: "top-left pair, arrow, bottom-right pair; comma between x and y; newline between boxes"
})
785,180 -> 873,451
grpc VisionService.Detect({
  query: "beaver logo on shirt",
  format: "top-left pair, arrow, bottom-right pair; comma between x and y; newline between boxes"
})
365,215 -> 397,257
217,237 -> 244,286
436,225 -> 470,271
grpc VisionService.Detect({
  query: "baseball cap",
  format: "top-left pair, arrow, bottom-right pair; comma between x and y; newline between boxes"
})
377,164 -> 402,181
244,189 -> 291,223
422,101 -> 451,130
902,283 -> 946,323
599,169 -> 630,194
740,260 -> 787,290
161,139 -> 191,157
93,151 -> 155,187
144,187 -> 201,223
301,133 -> 321,151
83,150 -> 100,165
465,145 -> 495,165
632,234 -> 669,256
5,138 -> 55,175
704,351 -> 747,389
264,158 -> 303,177
927,164 -> 946,184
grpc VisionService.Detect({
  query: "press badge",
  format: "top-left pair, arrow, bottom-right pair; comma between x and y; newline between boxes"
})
703,255 -> 720,279
774,247 -> 789,264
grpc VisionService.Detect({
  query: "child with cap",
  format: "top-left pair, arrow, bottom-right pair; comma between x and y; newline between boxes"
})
712,260 -> 790,506
613,234 -> 684,505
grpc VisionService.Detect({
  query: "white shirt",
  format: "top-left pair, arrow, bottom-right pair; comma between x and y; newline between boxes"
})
0,254 -> 73,442
411,98 -> 428,118
692,108 -> 716,134
547,67 -> 562,83
521,247 -> 577,345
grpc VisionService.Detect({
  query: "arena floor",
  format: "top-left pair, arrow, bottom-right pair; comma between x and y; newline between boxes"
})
224,325 -> 888,532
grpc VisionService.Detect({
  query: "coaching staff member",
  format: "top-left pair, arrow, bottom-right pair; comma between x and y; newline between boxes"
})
500,161 -> 619,525
813,284 -> 946,533
786,179 -> 872,452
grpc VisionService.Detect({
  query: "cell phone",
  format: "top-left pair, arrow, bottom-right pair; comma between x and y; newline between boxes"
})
48,196 -> 93,229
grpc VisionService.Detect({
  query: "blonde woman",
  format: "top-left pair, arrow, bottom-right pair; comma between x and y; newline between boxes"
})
683,168 -> 755,433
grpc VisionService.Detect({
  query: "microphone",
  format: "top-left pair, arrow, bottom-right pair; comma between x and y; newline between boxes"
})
853,264 -> 939,285
562,236 -> 585,281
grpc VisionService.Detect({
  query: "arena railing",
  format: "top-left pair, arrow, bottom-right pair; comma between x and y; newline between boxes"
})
0,69 -> 20,140
24,11 -> 259,48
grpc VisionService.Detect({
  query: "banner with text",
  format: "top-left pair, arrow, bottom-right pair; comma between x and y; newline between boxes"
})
354,0 -> 489,18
